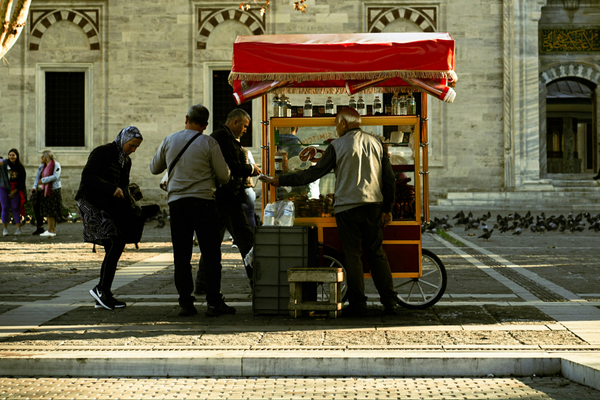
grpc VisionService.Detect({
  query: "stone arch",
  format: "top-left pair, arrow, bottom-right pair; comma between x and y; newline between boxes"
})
29,9 -> 100,51
197,8 -> 265,50
538,62 -> 600,176
539,63 -> 600,88
368,7 -> 437,33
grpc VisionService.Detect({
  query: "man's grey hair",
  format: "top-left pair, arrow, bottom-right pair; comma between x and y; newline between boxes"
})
225,108 -> 251,124
337,107 -> 362,126
187,104 -> 209,126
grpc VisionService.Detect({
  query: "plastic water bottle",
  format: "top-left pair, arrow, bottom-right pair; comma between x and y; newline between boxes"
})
399,95 -> 407,115
349,96 -> 357,110
325,97 -> 334,115
391,93 -> 399,115
303,97 -> 313,117
279,201 -> 295,226
373,96 -> 382,114
263,203 -> 276,226
357,95 -> 366,116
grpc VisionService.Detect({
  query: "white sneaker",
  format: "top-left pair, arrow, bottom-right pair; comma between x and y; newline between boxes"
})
2,229 -> 8,236
40,230 -> 56,237
15,229 -> 21,236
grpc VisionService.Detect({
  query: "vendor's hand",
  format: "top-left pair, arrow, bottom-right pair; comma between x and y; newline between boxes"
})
113,187 -> 124,199
252,164 -> 262,176
266,176 -> 281,187
382,212 -> 393,227
8,190 -> 16,199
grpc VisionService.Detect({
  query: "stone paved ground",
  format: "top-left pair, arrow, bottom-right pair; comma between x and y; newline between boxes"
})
1,376 -> 599,399
2,212 -> 600,398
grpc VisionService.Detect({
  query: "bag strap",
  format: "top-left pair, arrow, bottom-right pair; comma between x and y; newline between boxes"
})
167,132 -> 202,177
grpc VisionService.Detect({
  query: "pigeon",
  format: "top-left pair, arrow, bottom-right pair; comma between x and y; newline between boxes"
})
478,229 -> 494,241
512,227 -> 523,235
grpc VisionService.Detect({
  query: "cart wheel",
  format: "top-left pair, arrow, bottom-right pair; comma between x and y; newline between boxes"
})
316,255 -> 348,303
395,249 -> 447,309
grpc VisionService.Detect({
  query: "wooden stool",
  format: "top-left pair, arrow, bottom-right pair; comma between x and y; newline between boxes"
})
287,267 -> 344,318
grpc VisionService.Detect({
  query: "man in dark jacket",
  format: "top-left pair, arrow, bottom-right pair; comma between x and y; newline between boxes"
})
264,107 -> 398,316
196,108 -> 261,293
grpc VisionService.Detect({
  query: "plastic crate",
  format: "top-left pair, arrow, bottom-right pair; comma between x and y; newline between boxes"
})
252,226 -> 317,315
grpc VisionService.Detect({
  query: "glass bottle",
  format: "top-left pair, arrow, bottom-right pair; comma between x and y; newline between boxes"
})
408,94 -> 416,115
272,95 -> 281,117
303,97 -> 313,117
284,96 -> 292,117
373,96 -> 382,115
357,95 -> 366,116
349,96 -> 357,110
399,95 -> 407,116
325,96 -> 335,115
391,93 -> 399,115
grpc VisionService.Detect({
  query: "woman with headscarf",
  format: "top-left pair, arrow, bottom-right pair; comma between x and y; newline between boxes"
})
75,126 -> 143,310
0,149 -> 26,236
32,150 -> 63,237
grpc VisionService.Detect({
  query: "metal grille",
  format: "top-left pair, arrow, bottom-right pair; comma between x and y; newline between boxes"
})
45,72 -> 85,147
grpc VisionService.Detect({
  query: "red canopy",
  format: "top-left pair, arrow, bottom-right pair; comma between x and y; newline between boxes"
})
229,32 -> 457,104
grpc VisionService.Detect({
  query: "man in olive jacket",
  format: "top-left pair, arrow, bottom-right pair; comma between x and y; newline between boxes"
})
196,108 -> 261,292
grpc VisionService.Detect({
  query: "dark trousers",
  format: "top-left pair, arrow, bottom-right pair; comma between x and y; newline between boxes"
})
98,235 -> 126,293
196,200 -> 254,289
170,197 -> 224,307
32,190 -> 43,228
335,204 -> 397,307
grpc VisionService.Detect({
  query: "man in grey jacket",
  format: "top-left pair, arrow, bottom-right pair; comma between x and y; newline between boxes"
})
150,104 -> 234,317
264,107 -> 398,316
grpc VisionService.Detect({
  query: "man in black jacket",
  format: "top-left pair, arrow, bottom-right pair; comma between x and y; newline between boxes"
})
196,109 -> 261,294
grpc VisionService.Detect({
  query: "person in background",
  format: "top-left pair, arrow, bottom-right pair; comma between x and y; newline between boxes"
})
279,126 -> 303,158
30,154 -> 47,235
150,105 -> 233,317
195,108 -> 261,294
239,147 -> 257,240
76,126 -> 143,310
0,149 -> 26,236
37,150 -> 62,238
264,107 -> 398,317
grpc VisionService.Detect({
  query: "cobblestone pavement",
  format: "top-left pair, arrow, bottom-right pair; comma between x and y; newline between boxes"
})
2,213 -> 600,398
1,376 -> 599,399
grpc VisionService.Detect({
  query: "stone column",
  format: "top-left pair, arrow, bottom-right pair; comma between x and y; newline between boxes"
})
539,84 -> 548,178
503,0 -> 548,190
563,117 -> 575,173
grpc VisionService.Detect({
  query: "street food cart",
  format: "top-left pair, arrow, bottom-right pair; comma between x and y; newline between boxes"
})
229,33 -> 457,309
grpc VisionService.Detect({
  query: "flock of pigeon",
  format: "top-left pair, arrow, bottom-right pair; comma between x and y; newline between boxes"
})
423,210 -> 600,240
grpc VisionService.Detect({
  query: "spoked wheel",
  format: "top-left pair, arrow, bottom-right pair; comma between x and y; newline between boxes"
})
395,248 -> 447,309
315,255 -> 348,303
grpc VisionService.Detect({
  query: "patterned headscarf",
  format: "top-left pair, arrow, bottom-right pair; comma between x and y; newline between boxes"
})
114,126 -> 143,166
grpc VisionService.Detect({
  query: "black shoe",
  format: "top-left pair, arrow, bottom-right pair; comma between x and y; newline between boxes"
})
594,174 -> 600,180
32,227 -> 45,235
110,297 -> 126,309
89,286 -> 114,310
206,302 -> 236,317
342,304 -> 368,318
179,305 -> 198,316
